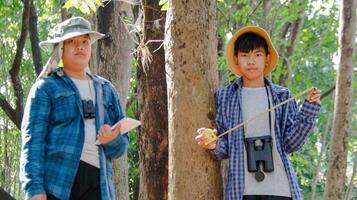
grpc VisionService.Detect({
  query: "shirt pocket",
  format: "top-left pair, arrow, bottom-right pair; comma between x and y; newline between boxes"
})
51,91 -> 78,123
103,98 -> 115,124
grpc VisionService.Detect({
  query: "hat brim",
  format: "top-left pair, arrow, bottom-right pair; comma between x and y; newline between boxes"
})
225,26 -> 279,77
39,31 -> 105,49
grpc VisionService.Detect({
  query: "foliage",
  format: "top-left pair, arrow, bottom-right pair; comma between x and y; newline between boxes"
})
159,0 -> 168,11
63,0 -> 102,14
0,0 -> 355,199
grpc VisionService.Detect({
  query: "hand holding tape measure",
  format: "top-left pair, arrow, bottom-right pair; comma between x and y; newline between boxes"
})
195,87 -> 321,149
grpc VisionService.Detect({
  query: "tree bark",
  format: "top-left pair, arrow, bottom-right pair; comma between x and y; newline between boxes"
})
324,0 -> 356,199
0,187 -> 15,200
60,0 -> 71,21
29,0 -> 42,76
137,1 -> 168,200
278,15 -> 304,86
165,0 -> 222,199
97,2 -> 133,200
262,0 -> 271,33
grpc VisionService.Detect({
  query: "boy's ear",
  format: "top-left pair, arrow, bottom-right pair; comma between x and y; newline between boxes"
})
265,54 -> 271,66
233,55 -> 239,65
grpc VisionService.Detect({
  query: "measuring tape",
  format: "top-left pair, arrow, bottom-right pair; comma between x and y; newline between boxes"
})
196,88 -> 312,145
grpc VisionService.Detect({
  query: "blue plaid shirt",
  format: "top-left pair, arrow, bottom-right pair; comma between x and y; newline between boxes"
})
211,78 -> 320,200
20,69 -> 129,200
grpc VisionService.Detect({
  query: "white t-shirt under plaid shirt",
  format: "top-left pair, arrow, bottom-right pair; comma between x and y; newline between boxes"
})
211,78 -> 320,200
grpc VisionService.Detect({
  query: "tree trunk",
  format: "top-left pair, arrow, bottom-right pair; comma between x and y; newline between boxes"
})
262,0 -> 271,33
0,187 -> 15,200
165,0 -> 222,199
60,0 -> 71,20
137,1 -> 168,200
311,112 -> 332,200
29,0 -> 42,76
324,0 -> 356,199
97,2 -> 133,200
278,15 -> 304,86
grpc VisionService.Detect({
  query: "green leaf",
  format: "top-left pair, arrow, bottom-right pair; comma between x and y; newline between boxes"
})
63,0 -> 79,9
93,0 -> 103,6
79,2 -> 90,14
160,2 -> 168,11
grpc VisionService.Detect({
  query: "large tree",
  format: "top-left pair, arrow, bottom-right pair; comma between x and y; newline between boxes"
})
137,0 -> 168,200
96,1 -> 134,199
165,0 -> 223,199
324,0 -> 356,199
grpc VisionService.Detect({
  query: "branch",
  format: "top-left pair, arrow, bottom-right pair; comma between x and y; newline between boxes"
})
29,0 -> 42,76
278,14 -> 304,86
321,85 -> 335,100
6,0 -> 30,129
0,95 -> 19,130
0,187 -> 15,200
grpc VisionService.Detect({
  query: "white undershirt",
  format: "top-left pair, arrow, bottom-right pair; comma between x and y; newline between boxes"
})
71,78 -> 100,168
242,87 -> 291,197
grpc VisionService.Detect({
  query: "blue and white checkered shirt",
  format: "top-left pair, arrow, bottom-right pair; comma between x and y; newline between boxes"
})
211,78 -> 320,200
20,68 -> 129,200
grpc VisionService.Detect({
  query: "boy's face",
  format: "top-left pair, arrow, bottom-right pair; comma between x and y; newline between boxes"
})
62,35 -> 91,71
234,47 -> 270,81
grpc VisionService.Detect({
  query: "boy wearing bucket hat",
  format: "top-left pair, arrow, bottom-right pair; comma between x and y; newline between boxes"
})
196,26 -> 321,200
20,17 -> 129,200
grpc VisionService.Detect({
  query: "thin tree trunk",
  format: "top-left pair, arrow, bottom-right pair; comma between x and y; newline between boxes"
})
324,0 -> 356,199
262,0 -> 271,33
60,0 -> 71,20
29,0 -> 42,76
278,15 -> 304,86
165,0 -> 222,199
137,1 -> 168,200
311,112 -> 332,200
97,2 -> 133,200
0,187 -> 15,200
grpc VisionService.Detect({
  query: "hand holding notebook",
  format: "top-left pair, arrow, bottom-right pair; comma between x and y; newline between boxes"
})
96,117 -> 141,145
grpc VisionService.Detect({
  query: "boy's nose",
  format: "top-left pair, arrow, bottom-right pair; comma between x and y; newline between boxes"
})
247,56 -> 255,64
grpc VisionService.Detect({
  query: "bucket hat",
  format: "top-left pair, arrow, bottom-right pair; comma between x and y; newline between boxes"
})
37,17 -> 102,80
225,26 -> 279,76
39,16 -> 104,49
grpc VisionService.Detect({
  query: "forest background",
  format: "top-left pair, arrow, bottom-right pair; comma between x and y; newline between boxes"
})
0,0 -> 356,200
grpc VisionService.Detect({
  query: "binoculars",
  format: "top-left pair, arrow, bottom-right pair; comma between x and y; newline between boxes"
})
82,100 -> 95,119
245,135 -> 274,173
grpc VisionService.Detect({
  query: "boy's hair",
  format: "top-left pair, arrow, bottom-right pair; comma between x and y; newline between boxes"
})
234,32 -> 269,55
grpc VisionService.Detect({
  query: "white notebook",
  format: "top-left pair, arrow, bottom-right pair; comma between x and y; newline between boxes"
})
95,117 -> 141,145
112,117 -> 141,133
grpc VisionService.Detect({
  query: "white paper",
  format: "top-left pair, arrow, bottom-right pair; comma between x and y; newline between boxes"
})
95,117 -> 141,145
112,117 -> 141,133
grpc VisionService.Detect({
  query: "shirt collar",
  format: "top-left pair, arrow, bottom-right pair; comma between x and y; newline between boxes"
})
54,67 -> 106,85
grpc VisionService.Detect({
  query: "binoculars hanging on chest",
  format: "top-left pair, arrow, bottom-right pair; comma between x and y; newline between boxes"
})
244,135 -> 274,173
82,100 -> 95,119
